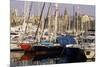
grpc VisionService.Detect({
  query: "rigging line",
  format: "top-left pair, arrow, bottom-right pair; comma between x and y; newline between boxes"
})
34,3 -> 45,39
59,46 -> 66,58
40,3 -> 51,39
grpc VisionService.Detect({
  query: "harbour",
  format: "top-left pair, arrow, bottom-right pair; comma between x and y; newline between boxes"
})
10,0 -> 95,66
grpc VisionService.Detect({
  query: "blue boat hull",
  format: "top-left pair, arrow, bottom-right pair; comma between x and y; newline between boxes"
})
30,46 -> 87,62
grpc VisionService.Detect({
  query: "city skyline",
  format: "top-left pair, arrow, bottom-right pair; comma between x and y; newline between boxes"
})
10,0 -> 95,17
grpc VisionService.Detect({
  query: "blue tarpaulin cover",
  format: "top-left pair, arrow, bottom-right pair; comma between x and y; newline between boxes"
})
56,35 -> 76,46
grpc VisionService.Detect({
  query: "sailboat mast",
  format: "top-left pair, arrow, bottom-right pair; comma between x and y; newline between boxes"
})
35,3 -> 45,39
77,6 -> 79,35
22,1 -> 28,33
24,2 -> 33,34
54,3 -> 58,42
40,3 -> 51,38
73,6 -> 75,35
68,14 -> 70,32
18,2 -> 32,44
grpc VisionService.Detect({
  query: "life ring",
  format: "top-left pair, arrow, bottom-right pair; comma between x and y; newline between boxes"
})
84,49 -> 95,59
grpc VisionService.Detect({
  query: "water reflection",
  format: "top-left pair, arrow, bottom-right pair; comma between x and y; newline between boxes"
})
10,47 -> 94,66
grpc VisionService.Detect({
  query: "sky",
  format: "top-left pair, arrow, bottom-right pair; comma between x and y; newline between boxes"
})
10,0 -> 95,17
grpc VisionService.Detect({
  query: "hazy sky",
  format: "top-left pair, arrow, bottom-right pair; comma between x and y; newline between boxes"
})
10,0 -> 95,17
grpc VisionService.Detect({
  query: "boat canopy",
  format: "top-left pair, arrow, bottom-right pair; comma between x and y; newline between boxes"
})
56,35 -> 76,46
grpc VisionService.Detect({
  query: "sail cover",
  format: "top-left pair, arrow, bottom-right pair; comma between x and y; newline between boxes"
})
56,35 -> 76,46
